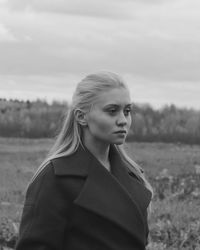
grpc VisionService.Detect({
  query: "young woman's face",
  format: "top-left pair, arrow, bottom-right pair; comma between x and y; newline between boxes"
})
84,88 -> 132,146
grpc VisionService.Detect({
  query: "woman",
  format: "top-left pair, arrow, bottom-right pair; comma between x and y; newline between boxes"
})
15,71 -> 153,250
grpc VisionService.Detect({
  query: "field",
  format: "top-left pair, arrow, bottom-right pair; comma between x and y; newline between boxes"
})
0,137 -> 200,249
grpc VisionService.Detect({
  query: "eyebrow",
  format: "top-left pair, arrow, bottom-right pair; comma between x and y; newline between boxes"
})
104,103 -> 133,108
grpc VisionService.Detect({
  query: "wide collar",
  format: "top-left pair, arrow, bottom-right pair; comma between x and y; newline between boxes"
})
52,144 -> 152,245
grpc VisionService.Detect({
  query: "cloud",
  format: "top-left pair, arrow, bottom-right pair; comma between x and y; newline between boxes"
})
0,0 -> 200,108
6,0 -> 134,20
124,74 -> 200,109
1,0 -> 199,80
0,74 -> 80,102
0,23 -> 17,41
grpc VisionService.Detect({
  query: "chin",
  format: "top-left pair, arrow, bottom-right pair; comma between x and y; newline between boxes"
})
113,139 -> 126,145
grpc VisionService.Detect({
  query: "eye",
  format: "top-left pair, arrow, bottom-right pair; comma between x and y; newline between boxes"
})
124,108 -> 131,116
107,108 -> 117,115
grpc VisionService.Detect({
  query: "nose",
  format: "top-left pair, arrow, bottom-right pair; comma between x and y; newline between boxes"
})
116,112 -> 127,126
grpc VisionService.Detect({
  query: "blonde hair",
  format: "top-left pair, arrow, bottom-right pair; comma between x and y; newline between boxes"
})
31,71 -> 153,195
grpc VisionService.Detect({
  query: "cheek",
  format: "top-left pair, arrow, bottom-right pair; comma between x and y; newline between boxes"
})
89,116 -> 113,133
97,122 -> 112,132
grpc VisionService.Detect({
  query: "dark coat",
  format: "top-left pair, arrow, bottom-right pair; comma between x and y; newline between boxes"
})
15,144 -> 152,250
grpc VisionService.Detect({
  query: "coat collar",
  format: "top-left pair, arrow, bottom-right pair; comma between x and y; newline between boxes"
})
51,144 -> 152,246
53,144 -> 140,178
52,144 -> 91,177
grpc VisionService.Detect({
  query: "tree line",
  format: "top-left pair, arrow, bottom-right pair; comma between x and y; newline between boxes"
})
0,98 -> 200,144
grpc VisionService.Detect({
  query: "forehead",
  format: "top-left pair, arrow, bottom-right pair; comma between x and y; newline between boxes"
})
93,88 -> 131,107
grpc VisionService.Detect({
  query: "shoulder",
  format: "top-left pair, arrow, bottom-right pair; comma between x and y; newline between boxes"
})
26,162 -> 59,203
26,158 -> 86,206
29,147 -> 89,191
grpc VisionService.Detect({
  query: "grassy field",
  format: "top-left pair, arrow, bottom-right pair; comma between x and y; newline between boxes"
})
0,137 -> 200,249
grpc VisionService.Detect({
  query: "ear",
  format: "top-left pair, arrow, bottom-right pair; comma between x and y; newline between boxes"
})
74,109 -> 87,126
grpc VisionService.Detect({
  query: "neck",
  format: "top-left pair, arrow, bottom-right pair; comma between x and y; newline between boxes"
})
82,134 -> 111,171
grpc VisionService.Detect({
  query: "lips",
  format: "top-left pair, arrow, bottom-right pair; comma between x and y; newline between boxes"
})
114,130 -> 127,134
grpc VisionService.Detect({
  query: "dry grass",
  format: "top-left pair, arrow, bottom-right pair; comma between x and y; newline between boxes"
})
0,138 -> 200,249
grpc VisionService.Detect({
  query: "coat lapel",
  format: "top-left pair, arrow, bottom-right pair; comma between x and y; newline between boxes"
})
52,144 -> 151,243
109,146 -> 152,216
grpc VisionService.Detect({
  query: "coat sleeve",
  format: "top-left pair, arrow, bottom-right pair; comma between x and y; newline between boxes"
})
15,162 -> 72,250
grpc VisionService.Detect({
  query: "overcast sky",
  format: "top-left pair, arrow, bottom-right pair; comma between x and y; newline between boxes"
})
0,0 -> 200,109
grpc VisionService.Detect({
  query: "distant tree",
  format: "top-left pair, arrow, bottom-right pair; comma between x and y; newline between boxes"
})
1,99 -> 200,144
